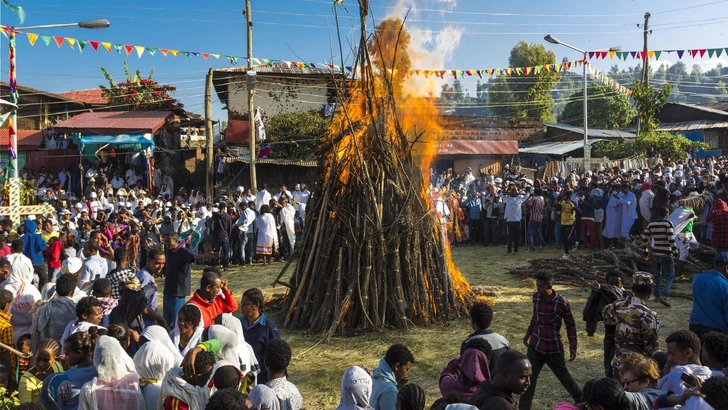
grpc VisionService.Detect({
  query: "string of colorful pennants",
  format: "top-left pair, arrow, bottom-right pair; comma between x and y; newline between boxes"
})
587,48 -> 728,61
586,62 -> 631,96
0,25 -> 631,95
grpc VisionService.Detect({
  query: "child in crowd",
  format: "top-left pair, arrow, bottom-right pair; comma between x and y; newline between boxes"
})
0,290 -> 14,389
92,278 -> 117,327
15,335 -> 32,379
461,302 -> 510,375
265,339 -> 303,410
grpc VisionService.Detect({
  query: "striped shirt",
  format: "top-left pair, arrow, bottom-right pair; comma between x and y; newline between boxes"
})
642,219 -> 678,258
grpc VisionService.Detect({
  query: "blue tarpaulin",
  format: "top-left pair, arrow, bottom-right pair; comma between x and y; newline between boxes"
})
80,134 -> 155,150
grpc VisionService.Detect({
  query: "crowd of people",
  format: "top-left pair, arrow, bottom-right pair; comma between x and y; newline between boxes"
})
1,151 -> 728,410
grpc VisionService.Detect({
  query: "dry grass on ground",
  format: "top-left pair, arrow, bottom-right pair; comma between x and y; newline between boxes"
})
179,245 -> 692,409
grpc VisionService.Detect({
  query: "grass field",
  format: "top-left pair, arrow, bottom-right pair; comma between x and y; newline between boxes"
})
182,244 -> 692,409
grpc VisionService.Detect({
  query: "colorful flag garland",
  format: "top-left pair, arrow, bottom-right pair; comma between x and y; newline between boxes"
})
0,25 -> 632,96
586,47 -> 728,61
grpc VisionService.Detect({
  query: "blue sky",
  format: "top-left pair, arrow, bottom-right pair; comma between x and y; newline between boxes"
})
4,0 -> 728,119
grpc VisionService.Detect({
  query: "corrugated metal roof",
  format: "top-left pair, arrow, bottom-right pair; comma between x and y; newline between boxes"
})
544,122 -> 635,139
0,129 -> 43,148
655,120 -> 728,131
60,89 -> 108,106
519,139 -> 605,156
224,156 -> 318,167
667,102 -> 728,116
53,111 -> 172,134
213,64 -> 342,76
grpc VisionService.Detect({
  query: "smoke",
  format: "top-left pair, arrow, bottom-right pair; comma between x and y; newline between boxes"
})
388,0 -> 462,97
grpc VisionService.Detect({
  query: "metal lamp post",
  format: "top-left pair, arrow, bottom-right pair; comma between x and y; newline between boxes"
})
544,35 -> 621,172
6,19 -> 110,178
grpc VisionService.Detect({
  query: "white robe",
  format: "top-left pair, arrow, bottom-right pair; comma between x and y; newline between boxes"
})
256,190 -> 272,212
280,204 -> 296,253
619,191 -> 638,238
256,213 -> 278,255
639,190 -> 654,223
602,195 -> 623,239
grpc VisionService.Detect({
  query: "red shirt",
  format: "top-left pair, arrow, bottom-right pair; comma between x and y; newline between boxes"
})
0,244 -> 10,258
186,288 -> 239,328
44,241 -> 63,269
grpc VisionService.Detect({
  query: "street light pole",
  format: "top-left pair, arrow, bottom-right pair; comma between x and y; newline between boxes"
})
544,35 -> 620,172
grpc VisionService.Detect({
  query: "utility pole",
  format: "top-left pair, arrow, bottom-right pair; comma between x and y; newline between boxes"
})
205,69 -> 214,205
636,12 -> 650,137
245,0 -> 258,193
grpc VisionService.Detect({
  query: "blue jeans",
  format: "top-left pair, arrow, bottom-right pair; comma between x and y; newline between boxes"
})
528,220 -> 545,251
554,221 -> 562,246
215,237 -> 230,269
163,295 -> 187,330
652,256 -> 675,299
239,232 -> 255,264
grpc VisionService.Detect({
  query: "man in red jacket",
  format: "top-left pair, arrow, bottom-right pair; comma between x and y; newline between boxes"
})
186,268 -> 238,327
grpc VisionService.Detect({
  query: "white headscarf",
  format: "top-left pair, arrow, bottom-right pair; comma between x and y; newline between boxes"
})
140,325 -> 183,366
336,366 -> 373,410
134,341 -> 175,384
169,304 -> 205,356
3,253 -> 41,343
158,366 -> 210,410
219,313 -> 260,375
79,336 -> 145,410
250,384 -> 282,410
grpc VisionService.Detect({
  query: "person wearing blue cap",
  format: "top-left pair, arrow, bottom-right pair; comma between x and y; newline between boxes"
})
689,252 -> 728,338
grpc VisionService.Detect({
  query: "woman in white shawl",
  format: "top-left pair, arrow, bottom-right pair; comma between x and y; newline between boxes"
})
140,325 -> 184,366
133,341 -> 175,410
219,313 -> 260,376
169,304 -> 204,357
336,366 -> 374,410
78,335 -> 145,410
250,384 -> 282,410
2,256 -> 42,343
279,198 -> 296,254
256,204 -> 278,265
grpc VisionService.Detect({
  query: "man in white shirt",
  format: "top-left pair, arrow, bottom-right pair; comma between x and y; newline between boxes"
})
85,164 -> 98,181
272,184 -> 293,202
110,174 -> 125,191
80,241 -> 109,287
236,201 -> 257,265
256,184 -> 272,212
292,184 -> 311,220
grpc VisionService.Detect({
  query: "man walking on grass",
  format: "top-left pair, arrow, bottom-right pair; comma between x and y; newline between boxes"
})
520,271 -> 582,410
642,206 -> 678,307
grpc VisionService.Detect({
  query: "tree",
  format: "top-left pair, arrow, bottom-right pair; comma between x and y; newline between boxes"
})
631,80 -> 671,133
690,64 -> 702,84
487,41 -> 561,120
99,62 -> 181,111
654,64 -> 667,82
593,131 -> 708,161
558,84 -> 635,129
666,61 -> 688,82
265,110 -> 328,159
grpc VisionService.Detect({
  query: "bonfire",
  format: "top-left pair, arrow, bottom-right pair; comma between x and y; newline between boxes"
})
283,3 -> 483,338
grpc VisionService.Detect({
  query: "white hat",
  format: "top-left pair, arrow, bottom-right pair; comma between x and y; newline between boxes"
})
27,215 -> 36,221
665,167 -> 672,173
60,209 -> 71,215
551,177 -> 558,182
295,184 -> 301,191
198,206 -> 207,216
75,203 -> 83,209
165,202 -> 172,207
90,192 -> 97,198
494,178 -> 503,183
63,257 -> 83,275
674,171 -> 684,178
237,186 -> 244,192
211,207 -> 219,213
676,164 -> 683,169
585,170 -> 592,175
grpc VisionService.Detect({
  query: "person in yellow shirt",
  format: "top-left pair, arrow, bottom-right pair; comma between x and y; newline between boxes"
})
18,338 -> 64,404
39,219 -> 59,243
559,192 -> 577,260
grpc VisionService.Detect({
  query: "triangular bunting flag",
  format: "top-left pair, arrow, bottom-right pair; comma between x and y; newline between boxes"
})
534,66 -> 542,74
169,50 -> 179,56
485,69 -> 494,77
25,32 -> 37,46
690,50 -> 698,58
542,65 -> 550,72
77,39 -> 87,53
709,48 -> 716,58
465,70 -> 473,76
182,51 -> 190,57
639,51 -> 647,60
191,52 -> 200,57
112,44 -> 123,53
40,35 -> 51,46
550,64 -> 557,71
423,70 -> 431,78
202,53 -> 210,60
229,56 -> 238,64
146,47 -> 157,56
609,51 -> 615,59
630,51 -> 637,59
599,51 -> 608,59
134,45 -> 144,58
414,69 -> 420,76
88,40 -> 100,51
159,49 -> 168,56
654,50 -> 662,60
438,70 -> 446,78
476,70 -> 482,78
65,37 -> 76,49
52,36 -> 64,48
699,49 -> 707,58
677,50 -> 685,59
123,45 -> 134,55
103,42 -> 113,52
515,67 -> 523,75
588,52 -> 595,59
717,49 -> 724,58
648,51 -> 655,59
211,54 -> 220,59
525,66 -> 532,75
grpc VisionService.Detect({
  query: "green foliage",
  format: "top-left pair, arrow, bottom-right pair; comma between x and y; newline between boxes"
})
593,131 -> 709,161
631,80 -> 671,132
487,41 -> 561,120
0,387 -> 19,409
265,110 -> 329,159
558,84 -> 635,129
99,62 -> 181,111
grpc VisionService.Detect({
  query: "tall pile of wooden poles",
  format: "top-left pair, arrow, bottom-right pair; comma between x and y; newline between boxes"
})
283,1 -> 469,338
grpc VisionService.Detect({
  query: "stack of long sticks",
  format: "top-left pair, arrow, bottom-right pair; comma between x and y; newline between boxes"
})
283,3 -> 469,338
